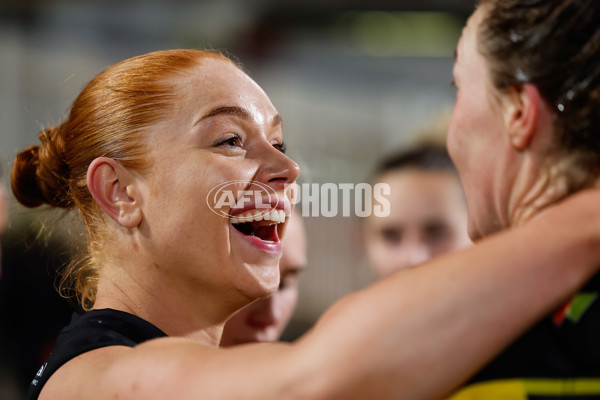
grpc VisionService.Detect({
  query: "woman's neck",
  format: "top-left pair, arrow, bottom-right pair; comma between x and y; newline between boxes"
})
509,164 -> 569,228
93,263 -> 231,347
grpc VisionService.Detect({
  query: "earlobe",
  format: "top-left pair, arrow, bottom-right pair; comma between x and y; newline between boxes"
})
503,83 -> 541,151
87,157 -> 142,228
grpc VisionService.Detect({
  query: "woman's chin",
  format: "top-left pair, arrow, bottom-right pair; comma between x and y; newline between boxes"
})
239,261 -> 280,298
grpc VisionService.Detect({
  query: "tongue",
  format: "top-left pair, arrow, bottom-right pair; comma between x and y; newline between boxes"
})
254,224 -> 279,243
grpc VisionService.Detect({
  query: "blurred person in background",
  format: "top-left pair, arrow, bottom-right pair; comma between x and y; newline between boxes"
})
447,0 -> 600,397
220,209 -> 306,346
364,143 -> 471,278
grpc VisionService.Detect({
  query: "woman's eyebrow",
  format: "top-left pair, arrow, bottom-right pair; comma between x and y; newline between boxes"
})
197,105 -> 282,127
201,106 -> 252,121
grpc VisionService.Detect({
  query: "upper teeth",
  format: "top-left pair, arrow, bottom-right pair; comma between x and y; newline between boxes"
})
230,209 -> 287,224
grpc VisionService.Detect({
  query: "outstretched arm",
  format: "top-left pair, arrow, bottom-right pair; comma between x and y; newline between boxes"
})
298,189 -> 600,399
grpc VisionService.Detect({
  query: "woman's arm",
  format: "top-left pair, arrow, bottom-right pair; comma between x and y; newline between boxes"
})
299,189 -> 600,399
42,190 -> 600,400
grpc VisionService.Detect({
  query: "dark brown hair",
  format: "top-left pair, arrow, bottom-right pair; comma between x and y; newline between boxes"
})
477,0 -> 600,191
374,143 -> 457,179
11,49 -> 234,309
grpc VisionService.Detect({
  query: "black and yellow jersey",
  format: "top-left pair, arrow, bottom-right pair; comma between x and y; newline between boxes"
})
449,274 -> 600,399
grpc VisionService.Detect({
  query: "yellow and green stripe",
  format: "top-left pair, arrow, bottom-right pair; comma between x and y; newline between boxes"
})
448,378 -> 600,399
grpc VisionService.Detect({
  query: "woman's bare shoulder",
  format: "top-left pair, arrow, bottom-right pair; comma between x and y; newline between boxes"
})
38,337 -> 312,400
38,337 -> 195,400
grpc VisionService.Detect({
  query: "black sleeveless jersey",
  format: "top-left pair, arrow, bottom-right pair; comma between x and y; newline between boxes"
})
450,273 -> 600,399
26,308 -> 166,400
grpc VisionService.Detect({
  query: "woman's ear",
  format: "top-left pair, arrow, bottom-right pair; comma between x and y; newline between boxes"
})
87,157 -> 142,228
501,83 -> 542,151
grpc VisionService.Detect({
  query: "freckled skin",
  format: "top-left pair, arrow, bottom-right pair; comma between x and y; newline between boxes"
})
93,58 -> 300,334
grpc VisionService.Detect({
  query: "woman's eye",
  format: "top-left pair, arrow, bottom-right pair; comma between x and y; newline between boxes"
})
217,135 -> 242,148
273,141 -> 287,154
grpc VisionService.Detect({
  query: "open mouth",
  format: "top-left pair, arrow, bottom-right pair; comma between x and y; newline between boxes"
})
230,209 -> 287,243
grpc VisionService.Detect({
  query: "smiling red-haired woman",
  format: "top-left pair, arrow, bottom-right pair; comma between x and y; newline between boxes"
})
11,48 -> 600,400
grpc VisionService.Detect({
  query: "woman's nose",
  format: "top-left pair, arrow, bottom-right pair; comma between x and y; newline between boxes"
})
253,143 -> 300,190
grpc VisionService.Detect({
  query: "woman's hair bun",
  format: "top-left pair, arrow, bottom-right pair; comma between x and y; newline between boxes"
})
11,126 -> 73,209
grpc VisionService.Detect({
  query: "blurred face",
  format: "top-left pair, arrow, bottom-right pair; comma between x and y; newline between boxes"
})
447,7 -> 511,240
134,58 -> 300,310
220,212 -> 306,345
364,169 -> 470,277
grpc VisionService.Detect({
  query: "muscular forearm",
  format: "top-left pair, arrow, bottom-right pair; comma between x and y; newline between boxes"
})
298,190 -> 600,400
